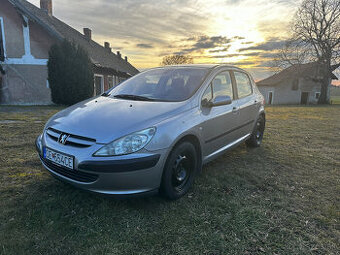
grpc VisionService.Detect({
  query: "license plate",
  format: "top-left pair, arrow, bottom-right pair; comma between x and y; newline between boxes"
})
44,147 -> 74,170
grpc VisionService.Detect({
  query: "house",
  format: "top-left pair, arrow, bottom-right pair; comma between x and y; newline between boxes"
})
0,0 -> 139,105
256,62 -> 339,105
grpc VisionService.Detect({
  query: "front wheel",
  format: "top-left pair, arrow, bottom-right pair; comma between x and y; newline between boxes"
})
160,142 -> 198,200
246,115 -> 265,148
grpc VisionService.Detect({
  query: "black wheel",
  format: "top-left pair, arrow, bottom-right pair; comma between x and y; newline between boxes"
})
246,115 -> 265,148
160,142 -> 198,200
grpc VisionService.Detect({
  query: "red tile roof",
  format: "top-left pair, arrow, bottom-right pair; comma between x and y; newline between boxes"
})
9,0 -> 139,77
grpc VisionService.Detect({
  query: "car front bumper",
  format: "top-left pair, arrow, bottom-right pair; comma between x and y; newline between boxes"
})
36,135 -> 168,196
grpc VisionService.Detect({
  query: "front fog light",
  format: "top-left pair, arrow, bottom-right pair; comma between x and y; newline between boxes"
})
94,127 -> 156,156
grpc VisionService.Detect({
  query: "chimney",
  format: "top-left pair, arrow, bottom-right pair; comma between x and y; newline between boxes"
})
125,56 -> 128,62
83,28 -> 92,41
117,51 -> 121,58
104,42 -> 111,52
40,0 -> 53,16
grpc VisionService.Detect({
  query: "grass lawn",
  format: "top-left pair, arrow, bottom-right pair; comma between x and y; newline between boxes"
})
0,105 -> 339,254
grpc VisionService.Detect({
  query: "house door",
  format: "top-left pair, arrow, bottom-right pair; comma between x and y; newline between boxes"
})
268,91 -> 273,105
301,92 -> 309,105
94,76 -> 103,96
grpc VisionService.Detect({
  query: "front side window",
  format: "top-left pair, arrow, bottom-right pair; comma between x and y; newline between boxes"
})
211,71 -> 233,99
109,68 -> 210,102
234,72 -> 252,98
201,71 -> 233,104
202,85 -> 212,102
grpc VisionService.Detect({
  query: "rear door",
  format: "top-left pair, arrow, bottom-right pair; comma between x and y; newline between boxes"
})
200,71 -> 240,157
232,71 -> 258,136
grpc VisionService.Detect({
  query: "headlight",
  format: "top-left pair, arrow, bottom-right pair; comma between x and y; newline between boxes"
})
93,127 -> 156,156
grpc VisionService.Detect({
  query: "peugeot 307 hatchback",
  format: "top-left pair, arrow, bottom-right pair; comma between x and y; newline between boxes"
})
36,64 -> 265,200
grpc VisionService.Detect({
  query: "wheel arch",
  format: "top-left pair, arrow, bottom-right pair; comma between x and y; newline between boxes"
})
259,110 -> 266,121
166,133 -> 203,173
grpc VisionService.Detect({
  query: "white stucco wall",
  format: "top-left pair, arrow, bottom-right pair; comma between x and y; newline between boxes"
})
0,0 -> 54,104
258,77 -> 322,105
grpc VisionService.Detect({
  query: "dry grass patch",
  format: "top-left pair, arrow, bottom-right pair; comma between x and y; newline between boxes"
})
0,105 -> 339,254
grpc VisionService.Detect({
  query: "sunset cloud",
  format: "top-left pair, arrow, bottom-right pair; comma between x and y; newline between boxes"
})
27,0 -> 301,80
136,43 -> 154,49
239,38 -> 288,52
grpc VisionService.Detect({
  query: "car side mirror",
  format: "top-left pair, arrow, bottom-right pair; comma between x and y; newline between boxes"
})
202,95 -> 232,107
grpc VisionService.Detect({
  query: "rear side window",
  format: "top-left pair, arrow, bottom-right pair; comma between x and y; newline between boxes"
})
234,72 -> 252,98
211,71 -> 233,99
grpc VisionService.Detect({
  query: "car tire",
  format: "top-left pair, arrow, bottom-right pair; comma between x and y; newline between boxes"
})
246,115 -> 265,148
160,142 -> 198,200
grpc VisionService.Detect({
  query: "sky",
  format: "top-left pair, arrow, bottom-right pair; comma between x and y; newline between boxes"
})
28,0 -> 339,84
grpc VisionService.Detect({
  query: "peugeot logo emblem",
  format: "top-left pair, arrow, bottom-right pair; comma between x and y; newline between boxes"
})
58,134 -> 69,145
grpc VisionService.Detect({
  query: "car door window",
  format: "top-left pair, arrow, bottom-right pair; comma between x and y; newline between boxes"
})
234,72 -> 252,98
202,85 -> 213,102
211,71 -> 233,99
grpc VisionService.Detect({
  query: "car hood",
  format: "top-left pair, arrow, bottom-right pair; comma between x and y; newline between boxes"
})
46,97 -> 192,143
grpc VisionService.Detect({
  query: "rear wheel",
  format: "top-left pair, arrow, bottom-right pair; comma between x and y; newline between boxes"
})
246,115 -> 265,148
160,142 -> 198,200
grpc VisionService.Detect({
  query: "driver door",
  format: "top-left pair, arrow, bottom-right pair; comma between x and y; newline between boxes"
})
200,71 -> 240,158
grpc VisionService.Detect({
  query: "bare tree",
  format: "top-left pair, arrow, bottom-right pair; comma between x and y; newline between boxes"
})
161,55 -> 193,66
274,0 -> 340,104
271,40 -> 315,73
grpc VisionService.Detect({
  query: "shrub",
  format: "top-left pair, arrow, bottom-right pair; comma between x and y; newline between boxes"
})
48,40 -> 94,105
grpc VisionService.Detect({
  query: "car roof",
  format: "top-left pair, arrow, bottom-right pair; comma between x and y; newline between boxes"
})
145,64 -> 245,71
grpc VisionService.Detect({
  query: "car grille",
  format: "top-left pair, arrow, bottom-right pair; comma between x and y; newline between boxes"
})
46,128 -> 96,148
40,155 -> 98,183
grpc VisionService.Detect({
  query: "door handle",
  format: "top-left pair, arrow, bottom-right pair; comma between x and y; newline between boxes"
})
232,106 -> 239,113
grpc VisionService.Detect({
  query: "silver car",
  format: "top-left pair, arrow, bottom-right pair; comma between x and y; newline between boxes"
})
36,64 -> 265,200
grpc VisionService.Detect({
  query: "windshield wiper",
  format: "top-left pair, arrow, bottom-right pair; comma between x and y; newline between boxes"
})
114,94 -> 155,101
101,92 -> 110,97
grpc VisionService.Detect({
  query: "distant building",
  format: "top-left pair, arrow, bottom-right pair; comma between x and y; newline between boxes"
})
257,62 -> 339,105
0,0 -> 139,105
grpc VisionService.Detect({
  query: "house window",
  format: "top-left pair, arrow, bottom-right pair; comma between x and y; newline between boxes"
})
292,79 -> 298,91
315,92 -> 320,99
108,76 -> 114,88
94,75 -> 104,96
115,76 -> 120,85
0,17 -> 5,61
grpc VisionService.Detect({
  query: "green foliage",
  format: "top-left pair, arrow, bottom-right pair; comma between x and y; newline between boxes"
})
48,40 -> 94,105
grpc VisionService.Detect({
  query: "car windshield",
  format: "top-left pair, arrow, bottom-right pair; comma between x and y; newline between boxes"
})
108,67 -> 210,102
